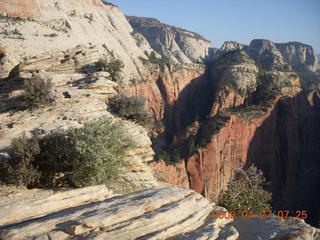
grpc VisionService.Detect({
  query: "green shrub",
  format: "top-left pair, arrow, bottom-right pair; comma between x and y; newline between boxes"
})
221,165 -> 272,215
23,73 -> 54,108
224,105 -> 267,121
5,133 -> 41,187
80,58 -> 124,82
4,118 -> 135,188
40,118 -> 135,187
140,51 -> 171,72
107,95 -> 151,126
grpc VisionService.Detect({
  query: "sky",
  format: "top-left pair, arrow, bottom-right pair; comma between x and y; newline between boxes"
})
110,0 -> 320,53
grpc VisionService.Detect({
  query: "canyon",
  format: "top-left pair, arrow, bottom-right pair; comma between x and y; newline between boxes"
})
126,48 -> 320,227
0,0 -> 320,238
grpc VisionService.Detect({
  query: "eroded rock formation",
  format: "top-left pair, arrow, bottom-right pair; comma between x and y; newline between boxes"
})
127,16 -> 213,63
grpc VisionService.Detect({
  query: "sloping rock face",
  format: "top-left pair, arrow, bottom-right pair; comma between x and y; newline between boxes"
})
0,187 -> 234,240
0,46 -> 19,79
127,16 -> 213,63
276,42 -> 319,72
0,45 -> 161,193
0,185 -> 114,226
0,0 -> 151,79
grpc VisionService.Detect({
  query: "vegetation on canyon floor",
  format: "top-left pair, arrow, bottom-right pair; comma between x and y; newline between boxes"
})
1,118 -> 135,188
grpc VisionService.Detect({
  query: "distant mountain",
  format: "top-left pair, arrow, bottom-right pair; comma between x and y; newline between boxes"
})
127,16 -> 213,64
212,39 -> 319,73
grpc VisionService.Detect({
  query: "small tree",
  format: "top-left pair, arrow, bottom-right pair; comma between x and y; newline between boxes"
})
107,95 -> 151,126
23,73 -> 53,108
221,165 -> 271,215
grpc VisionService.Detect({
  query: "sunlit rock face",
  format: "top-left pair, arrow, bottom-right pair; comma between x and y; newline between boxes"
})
0,0 -> 153,80
127,16 -> 213,63
275,41 -> 319,72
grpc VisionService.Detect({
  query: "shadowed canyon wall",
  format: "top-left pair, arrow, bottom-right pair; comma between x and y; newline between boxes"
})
247,90 -> 320,226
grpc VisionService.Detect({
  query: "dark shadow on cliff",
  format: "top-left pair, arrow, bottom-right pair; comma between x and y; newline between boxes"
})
246,90 -> 320,227
152,62 -> 222,162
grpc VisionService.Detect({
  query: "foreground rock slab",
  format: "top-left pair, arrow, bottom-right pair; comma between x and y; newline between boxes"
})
0,185 -> 113,226
0,187 -> 220,240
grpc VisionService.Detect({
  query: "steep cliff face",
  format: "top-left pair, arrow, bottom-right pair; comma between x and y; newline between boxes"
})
208,50 -> 259,116
276,42 -> 319,72
247,90 -> 320,226
127,16 -> 213,64
122,65 -> 206,136
186,112 -> 271,200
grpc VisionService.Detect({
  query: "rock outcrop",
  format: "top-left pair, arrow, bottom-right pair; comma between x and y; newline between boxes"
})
0,185 -> 113,226
127,16 -> 213,63
0,0 -> 152,80
276,41 -> 319,72
210,41 -> 246,61
1,186 -> 319,240
0,187 -> 231,240
209,50 -> 259,115
245,39 -> 291,71
221,41 -> 246,52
